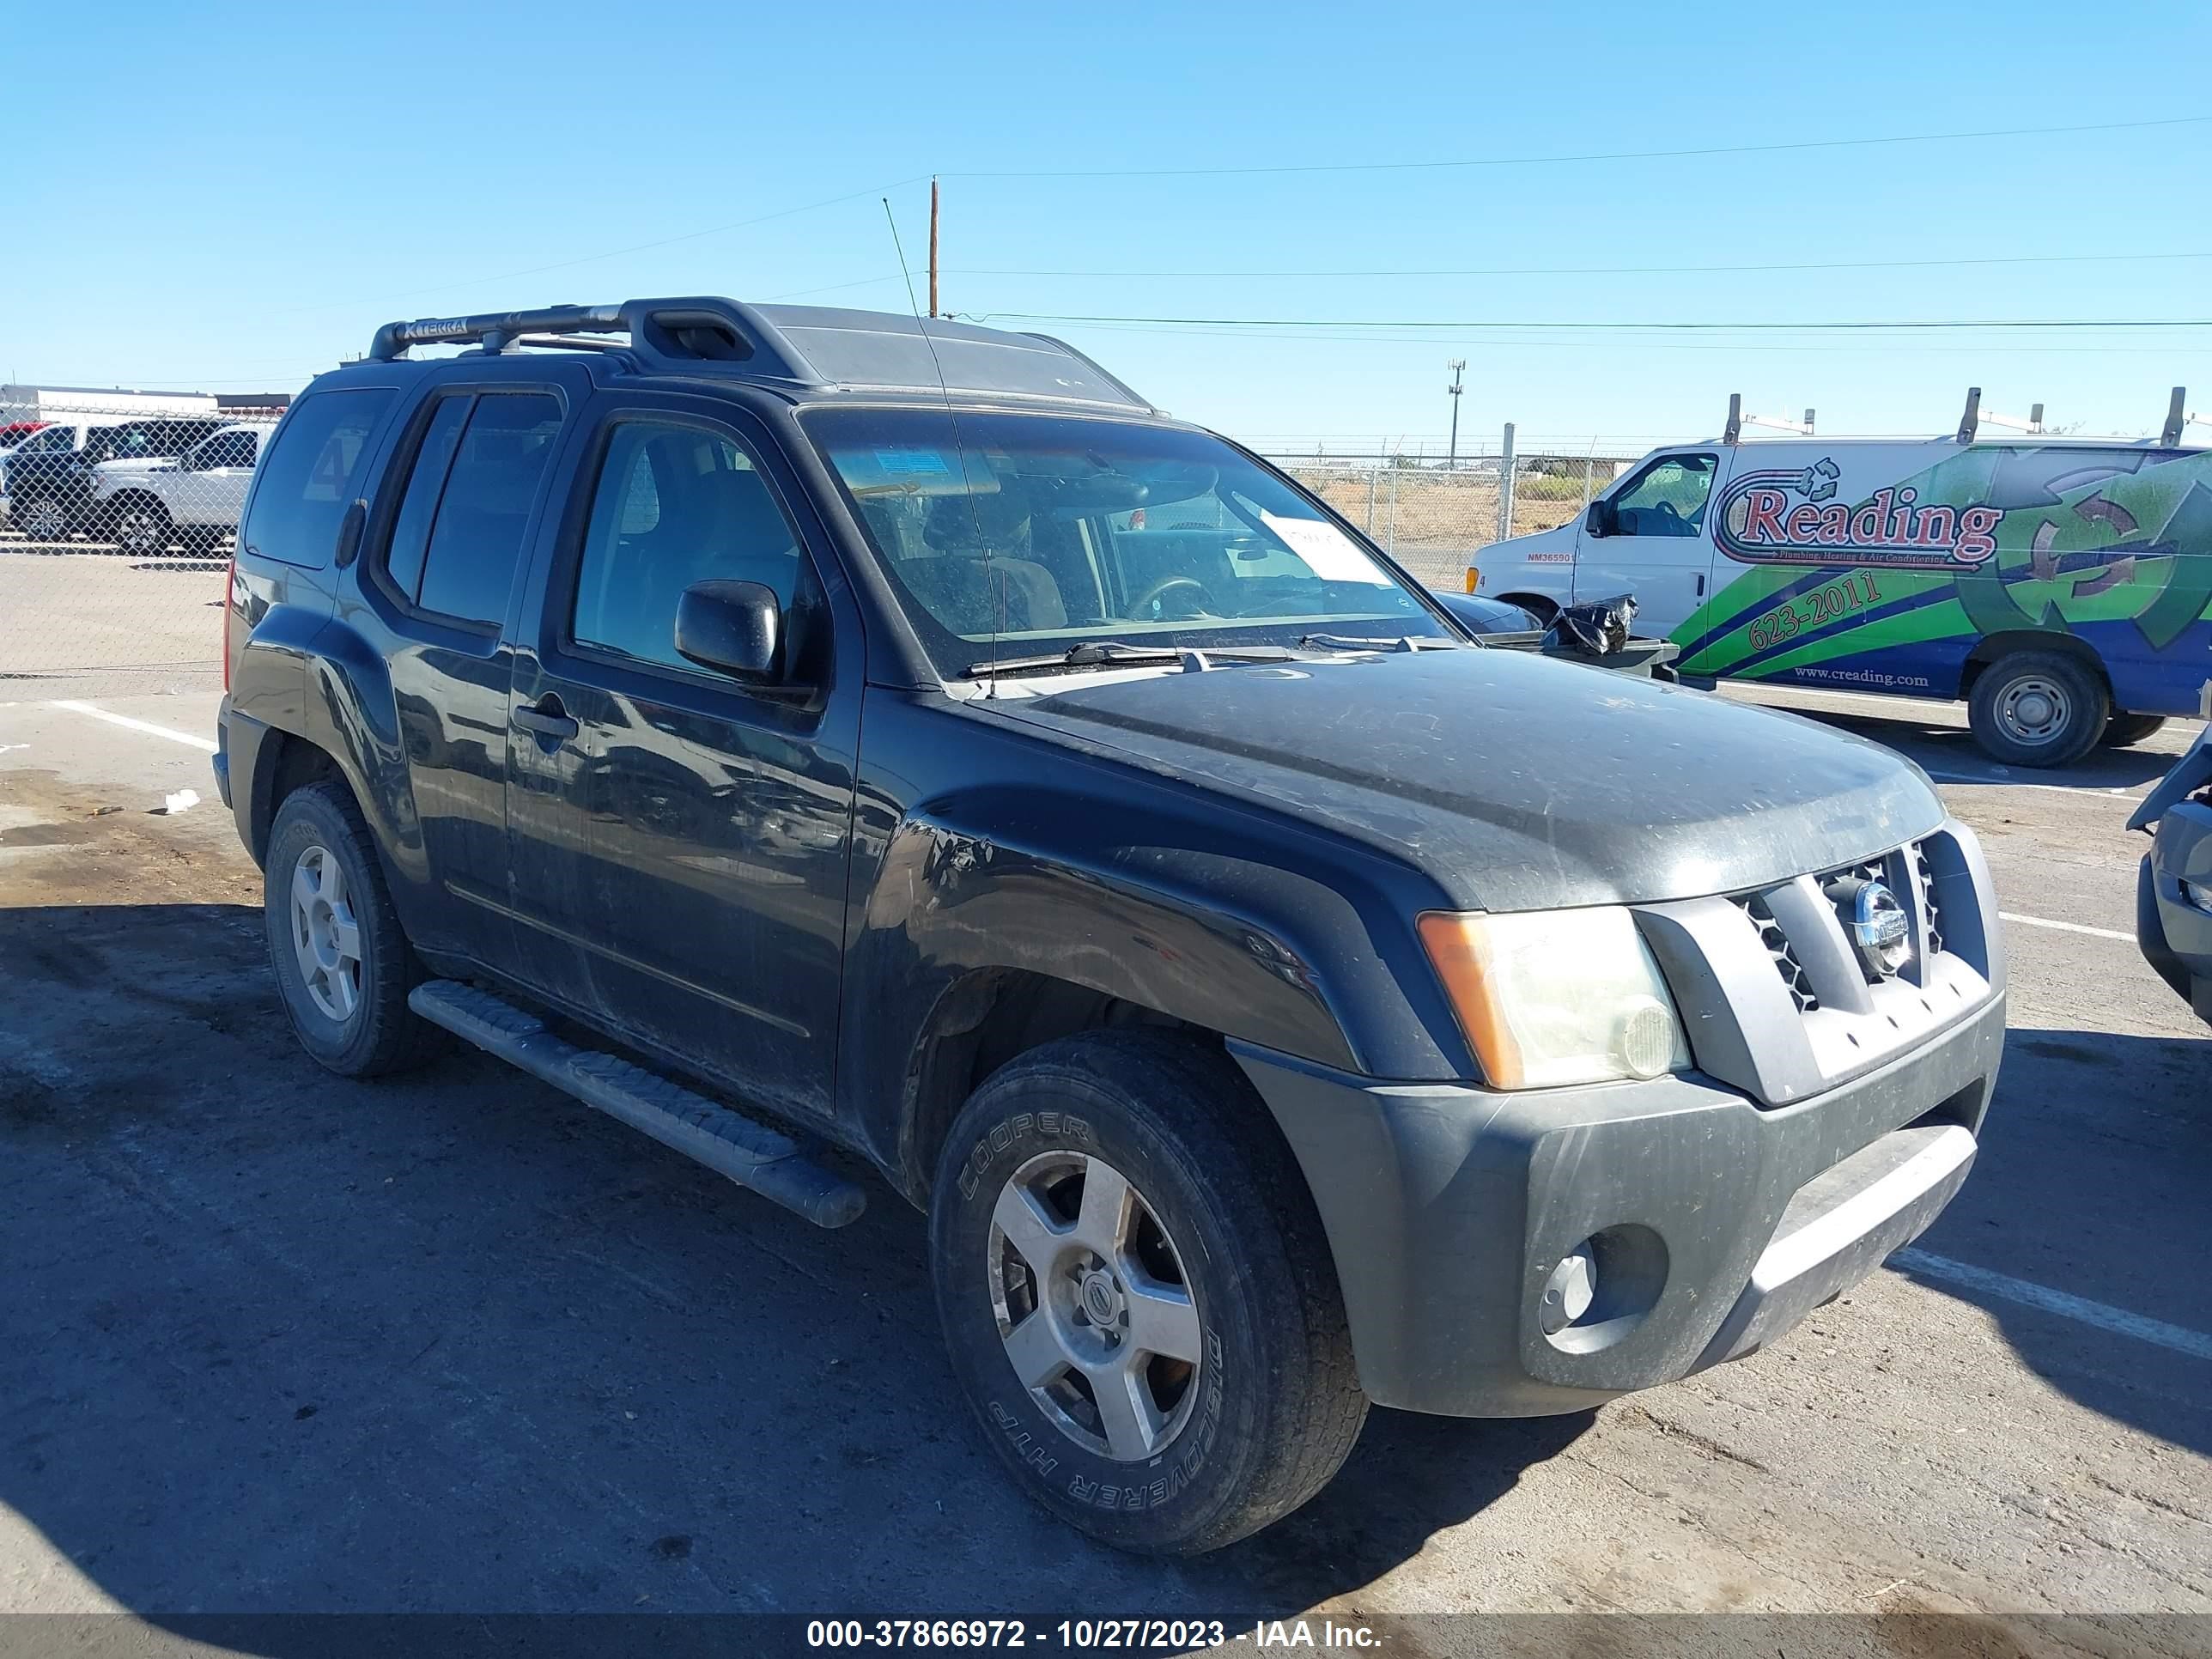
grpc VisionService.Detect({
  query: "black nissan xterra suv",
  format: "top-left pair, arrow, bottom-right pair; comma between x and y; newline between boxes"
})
216,298 -> 2007,1555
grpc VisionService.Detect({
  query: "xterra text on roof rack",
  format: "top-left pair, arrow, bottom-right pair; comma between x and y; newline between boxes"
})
216,297 -> 2006,1553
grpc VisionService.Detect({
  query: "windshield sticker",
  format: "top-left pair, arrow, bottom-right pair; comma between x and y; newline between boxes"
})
1716,458 -> 2006,569
872,446 -> 953,477
1260,510 -> 1392,585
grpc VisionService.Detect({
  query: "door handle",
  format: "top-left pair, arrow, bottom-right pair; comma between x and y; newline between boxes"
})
1695,573 -> 1706,597
514,697 -> 579,743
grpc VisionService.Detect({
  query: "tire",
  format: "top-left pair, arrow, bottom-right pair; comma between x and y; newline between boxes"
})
15,493 -> 69,542
109,495 -> 173,556
1967,650 -> 2109,768
2102,712 -> 2168,749
264,779 -> 449,1078
1502,592 -> 1559,625
929,1030 -> 1367,1555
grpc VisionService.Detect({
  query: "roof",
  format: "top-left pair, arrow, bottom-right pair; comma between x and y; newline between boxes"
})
361,296 -> 1156,416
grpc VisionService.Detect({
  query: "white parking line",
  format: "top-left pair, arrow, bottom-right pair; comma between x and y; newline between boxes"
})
1893,1249 -> 2212,1364
46,699 -> 217,754
1998,911 -> 2134,942
1926,771 -> 2140,799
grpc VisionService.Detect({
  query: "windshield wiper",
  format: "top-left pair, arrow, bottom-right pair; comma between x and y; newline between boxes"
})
960,641 -> 1297,679
1297,633 -> 1465,653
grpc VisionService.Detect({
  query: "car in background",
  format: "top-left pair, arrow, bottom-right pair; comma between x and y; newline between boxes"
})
0,416 -> 227,540
1430,589 -> 1540,635
91,421 -> 275,554
2131,717 -> 2212,1027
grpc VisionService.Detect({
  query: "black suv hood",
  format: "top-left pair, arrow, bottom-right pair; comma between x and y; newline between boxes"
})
989,648 -> 1943,913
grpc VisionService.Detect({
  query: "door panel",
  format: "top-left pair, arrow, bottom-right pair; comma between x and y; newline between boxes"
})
1574,450 -> 1723,638
371,386 -> 570,958
505,398 -> 860,1124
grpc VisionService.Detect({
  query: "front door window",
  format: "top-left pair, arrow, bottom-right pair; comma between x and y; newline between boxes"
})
1610,453 -> 1717,538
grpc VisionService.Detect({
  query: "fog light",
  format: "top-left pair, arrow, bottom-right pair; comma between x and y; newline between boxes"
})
1538,1243 -> 1597,1335
2185,879 -> 2212,914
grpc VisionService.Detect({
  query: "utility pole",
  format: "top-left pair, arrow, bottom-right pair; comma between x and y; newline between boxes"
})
1446,359 -> 1466,465
927,178 -> 940,319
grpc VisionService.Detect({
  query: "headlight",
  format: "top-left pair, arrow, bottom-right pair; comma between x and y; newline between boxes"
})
1418,906 -> 1690,1090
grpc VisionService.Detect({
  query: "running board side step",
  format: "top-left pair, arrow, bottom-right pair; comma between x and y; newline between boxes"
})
407,980 -> 866,1228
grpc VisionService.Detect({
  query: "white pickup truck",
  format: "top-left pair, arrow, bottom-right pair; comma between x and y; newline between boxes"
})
89,421 -> 274,554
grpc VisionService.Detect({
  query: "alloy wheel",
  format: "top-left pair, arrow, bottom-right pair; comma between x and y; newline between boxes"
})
988,1151 -> 1204,1462
289,844 -> 363,1022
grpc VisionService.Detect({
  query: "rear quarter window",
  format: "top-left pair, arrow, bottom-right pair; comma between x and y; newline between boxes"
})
240,388 -> 398,568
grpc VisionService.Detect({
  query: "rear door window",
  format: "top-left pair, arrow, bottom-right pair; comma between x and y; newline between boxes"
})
241,389 -> 398,567
403,392 -> 563,627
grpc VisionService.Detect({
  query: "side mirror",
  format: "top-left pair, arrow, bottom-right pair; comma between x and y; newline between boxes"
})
675,580 -> 781,681
1584,499 -> 1616,538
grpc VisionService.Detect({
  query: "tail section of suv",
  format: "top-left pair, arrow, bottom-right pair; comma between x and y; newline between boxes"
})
215,298 -> 2004,1554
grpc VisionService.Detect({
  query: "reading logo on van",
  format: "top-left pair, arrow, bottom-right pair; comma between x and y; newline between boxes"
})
1716,458 -> 2007,569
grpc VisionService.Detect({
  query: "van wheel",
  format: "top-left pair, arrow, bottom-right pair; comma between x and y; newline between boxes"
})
928,1030 -> 1367,1555
1967,651 -> 2108,768
264,781 -> 449,1078
2102,713 -> 2168,749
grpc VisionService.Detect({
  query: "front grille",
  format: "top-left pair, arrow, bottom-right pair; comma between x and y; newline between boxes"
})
1913,845 -> 1944,958
1736,892 -> 1819,1012
1735,841 -> 1948,1011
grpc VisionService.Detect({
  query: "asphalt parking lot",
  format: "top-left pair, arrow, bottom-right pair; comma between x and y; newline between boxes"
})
1,669 -> 2208,1653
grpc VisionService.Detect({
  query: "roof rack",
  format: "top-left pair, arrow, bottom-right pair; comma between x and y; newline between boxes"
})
367,296 -> 820,383
363,296 -> 1158,414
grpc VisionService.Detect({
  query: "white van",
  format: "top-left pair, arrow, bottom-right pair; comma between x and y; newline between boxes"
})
1472,391 -> 2212,765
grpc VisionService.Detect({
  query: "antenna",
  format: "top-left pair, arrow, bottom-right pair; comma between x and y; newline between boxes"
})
883,196 -> 1000,695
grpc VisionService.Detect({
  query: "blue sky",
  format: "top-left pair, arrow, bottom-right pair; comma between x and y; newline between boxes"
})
9,0 -> 2210,452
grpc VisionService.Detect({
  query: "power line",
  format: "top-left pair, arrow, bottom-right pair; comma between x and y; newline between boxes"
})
958,312 -> 2212,333
945,248 -> 2212,281
943,114 -> 2210,180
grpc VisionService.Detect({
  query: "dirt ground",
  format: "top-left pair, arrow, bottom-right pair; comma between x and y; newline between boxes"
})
1,687 -> 2208,1658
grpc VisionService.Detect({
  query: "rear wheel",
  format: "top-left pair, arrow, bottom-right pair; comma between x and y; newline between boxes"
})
2102,712 -> 2168,749
929,1030 -> 1366,1555
1967,650 -> 2108,768
264,780 -> 448,1077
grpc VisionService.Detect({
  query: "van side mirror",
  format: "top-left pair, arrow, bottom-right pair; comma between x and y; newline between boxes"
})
1584,499 -> 1616,538
675,580 -> 781,682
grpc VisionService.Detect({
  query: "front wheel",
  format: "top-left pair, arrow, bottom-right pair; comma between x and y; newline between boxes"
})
2102,712 -> 2168,749
1967,651 -> 2109,768
929,1030 -> 1367,1555
109,495 -> 173,556
15,493 -> 70,541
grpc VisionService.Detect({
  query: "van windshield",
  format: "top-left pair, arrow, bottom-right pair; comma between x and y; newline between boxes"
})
804,407 -> 1449,677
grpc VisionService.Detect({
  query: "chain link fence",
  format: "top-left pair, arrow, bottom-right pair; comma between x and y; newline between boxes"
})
1267,436 -> 1663,591
0,388 -> 290,696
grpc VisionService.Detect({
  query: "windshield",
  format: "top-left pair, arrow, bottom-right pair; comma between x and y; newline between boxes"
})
804,407 -> 1449,677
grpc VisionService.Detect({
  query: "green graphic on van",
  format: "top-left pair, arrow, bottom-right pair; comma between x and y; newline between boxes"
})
1686,445 -> 2212,675
1716,457 -> 2005,568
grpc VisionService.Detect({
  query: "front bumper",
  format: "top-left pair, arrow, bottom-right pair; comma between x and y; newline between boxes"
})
1235,975 -> 2005,1418
2138,802 -> 2212,1025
